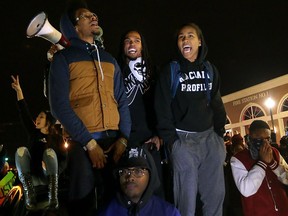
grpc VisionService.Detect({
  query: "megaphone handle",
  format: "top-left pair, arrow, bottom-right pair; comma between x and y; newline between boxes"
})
47,44 -> 63,62
58,35 -> 71,48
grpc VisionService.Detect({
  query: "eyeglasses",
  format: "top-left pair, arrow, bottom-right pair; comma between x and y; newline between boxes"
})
118,168 -> 147,178
76,13 -> 98,22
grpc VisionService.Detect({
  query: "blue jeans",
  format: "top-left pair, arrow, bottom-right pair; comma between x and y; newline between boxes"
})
15,147 -> 58,185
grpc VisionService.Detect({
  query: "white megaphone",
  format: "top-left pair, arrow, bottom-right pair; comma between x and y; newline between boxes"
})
26,11 -> 70,49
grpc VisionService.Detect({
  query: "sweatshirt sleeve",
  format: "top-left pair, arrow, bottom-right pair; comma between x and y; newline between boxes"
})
113,60 -> 131,139
154,64 -> 178,145
48,53 -> 93,146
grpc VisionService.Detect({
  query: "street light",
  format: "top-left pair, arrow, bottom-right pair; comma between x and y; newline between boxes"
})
265,97 -> 275,131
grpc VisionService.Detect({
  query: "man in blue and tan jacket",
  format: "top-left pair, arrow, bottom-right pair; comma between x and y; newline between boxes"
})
49,2 -> 131,215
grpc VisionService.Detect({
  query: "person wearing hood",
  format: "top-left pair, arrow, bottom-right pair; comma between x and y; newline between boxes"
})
48,1 -> 131,214
230,120 -> 288,216
154,23 -> 226,215
98,146 -> 180,216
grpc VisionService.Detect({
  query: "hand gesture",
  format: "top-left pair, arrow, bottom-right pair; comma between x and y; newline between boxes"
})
11,75 -> 21,92
11,75 -> 24,100
259,141 -> 273,164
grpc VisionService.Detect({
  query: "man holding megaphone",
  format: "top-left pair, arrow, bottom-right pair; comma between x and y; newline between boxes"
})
46,26 -> 104,62
48,1 -> 131,215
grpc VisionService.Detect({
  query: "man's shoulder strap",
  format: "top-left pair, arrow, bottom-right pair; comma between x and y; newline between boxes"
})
203,60 -> 214,104
203,60 -> 214,81
170,61 -> 181,98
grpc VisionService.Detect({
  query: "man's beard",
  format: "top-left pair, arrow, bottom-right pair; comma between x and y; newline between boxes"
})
92,30 -> 100,37
127,56 -> 138,61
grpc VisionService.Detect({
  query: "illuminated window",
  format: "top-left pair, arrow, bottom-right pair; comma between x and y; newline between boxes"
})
281,96 -> 288,112
243,106 -> 265,120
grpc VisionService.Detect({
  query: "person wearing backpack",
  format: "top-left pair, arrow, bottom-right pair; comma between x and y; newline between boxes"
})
154,22 -> 227,216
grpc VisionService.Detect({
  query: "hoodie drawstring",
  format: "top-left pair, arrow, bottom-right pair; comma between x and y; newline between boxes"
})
90,43 -> 104,81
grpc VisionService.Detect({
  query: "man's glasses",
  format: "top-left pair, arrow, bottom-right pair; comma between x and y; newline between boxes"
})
118,168 -> 148,178
76,13 -> 98,22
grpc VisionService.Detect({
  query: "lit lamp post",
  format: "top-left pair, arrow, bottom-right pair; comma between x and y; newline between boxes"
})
265,97 -> 275,132
265,97 -> 276,144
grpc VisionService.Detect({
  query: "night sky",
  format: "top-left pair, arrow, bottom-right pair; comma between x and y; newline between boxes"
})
1,0 -> 288,157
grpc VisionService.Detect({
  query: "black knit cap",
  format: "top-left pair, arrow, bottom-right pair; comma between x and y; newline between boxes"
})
118,147 -> 149,170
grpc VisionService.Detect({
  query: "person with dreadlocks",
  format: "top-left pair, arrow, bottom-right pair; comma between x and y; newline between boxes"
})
117,30 -> 161,152
117,29 -> 166,199
97,146 -> 180,216
11,75 -> 66,211
230,120 -> 288,216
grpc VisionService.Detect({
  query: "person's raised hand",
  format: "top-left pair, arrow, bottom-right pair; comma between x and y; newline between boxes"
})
11,75 -> 21,92
11,75 -> 24,100
259,141 -> 273,164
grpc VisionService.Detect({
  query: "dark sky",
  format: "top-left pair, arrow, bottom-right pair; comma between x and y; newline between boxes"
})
1,0 -> 288,144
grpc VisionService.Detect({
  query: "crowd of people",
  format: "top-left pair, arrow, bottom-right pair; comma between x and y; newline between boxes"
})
2,1 -> 288,216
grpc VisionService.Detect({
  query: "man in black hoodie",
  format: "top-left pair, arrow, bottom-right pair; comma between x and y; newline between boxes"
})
98,146 -> 180,215
155,23 -> 227,216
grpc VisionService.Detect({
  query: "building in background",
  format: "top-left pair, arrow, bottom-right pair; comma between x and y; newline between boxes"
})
223,74 -> 288,145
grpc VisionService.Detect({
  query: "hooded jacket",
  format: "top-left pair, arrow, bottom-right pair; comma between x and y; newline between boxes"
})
231,148 -> 288,216
154,32 -> 226,145
98,147 -> 180,216
49,13 -> 131,146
